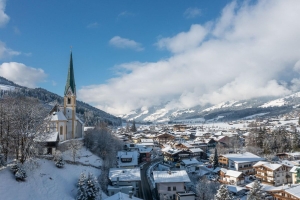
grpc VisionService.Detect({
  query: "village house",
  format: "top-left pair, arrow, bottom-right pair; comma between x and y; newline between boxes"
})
290,166 -> 300,184
253,161 -> 293,186
218,168 -> 245,186
107,168 -> 141,197
117,151 -> 139,168
219,152 -> 264,175
155,133 -> 176,145
153,170 -> 191,200
268,184 -> 300,200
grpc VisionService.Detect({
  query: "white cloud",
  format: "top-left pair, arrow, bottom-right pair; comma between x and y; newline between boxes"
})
0,62 -> 47,88
0,41 -> 20,59
184,7 -> 201,19
87,22 -> 99,29
79,0 -> 300,115
0,0 -> 9,27
109,36 -> 144,51
156,24 -> 208,54
117,11 -> 135,19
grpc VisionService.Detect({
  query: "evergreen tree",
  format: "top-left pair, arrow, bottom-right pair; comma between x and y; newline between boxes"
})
55,157 -> 65,168
213,148 -> 219,169
247,180 -> 263,200
86,173 -> 100,200
15,167 -> 27,181
131,121 -> 137,132
77,173 -> 100,200
215,184 -> 233,200
77,173 -> 88,200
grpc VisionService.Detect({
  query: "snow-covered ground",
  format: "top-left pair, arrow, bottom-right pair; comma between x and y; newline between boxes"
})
62,147 -> 102,168
0,147 -> 105,200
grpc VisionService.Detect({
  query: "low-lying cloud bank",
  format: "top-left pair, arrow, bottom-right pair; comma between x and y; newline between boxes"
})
79,0 -> 300,115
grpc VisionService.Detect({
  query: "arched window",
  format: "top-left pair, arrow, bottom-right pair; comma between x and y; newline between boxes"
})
60,126 -> 63,135
68,98 -> 71,104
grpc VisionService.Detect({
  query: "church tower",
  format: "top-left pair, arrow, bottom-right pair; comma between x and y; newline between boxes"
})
64,51 -> 77,139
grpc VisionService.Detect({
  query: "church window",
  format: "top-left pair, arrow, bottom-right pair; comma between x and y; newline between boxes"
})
60,126 -> 63,135
68,98 -> 71,104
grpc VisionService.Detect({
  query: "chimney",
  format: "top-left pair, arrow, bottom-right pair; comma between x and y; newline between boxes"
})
168,170 -> 172,175
129,191 -> 133,198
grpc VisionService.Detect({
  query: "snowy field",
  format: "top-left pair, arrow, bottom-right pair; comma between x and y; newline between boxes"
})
0,147 -> 105,200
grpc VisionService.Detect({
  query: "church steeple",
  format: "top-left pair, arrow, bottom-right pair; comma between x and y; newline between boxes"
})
64,51 -> 76,95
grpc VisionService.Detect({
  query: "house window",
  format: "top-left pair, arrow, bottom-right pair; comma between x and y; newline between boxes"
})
60,126 -> 63,135
68,98 -> 71,104
168,187 -> 171,191
173,186 -> 176,191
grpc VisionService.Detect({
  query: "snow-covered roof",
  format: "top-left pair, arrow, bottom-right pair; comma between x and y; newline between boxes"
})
50,111 -> 67,121
221,168 -> 243,178
140,139 -> 153,143
222,152 -> 264,163
153,170 -> 190,183
109,168 -> 141,182
289,166 -> 300,173
76,116 -> 84,124
227,185 -> 247,193
284,185 -> 300,198
253,161 -> 282,170
117,151 -> 139,167
84,127 -> 94,131
105,192 -> 142,200
189,148 -> 203,153
138,147 -> 152,153
181,158 -> 201,165
34,132 -> 59,142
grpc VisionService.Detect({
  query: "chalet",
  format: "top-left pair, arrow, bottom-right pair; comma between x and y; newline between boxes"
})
253,161 -> 293,186
179,158 -> 202,171
108,168 -> 141,197
219,152 -> 264,175
268,184 -> 300,200
173,125 -> 187,132
138,146 -> 152,163
162,147 -> 191,163
153,170 -> 191,200
117,151 -> 139,168
218,168 -> 245,186
156,133 -> 175,144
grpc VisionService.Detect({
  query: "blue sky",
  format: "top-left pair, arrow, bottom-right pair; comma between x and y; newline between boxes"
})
1,0 -> 300,115
1,0 -> 231,91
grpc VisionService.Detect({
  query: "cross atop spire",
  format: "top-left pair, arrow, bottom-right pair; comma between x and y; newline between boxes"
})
64,51 -> 76,95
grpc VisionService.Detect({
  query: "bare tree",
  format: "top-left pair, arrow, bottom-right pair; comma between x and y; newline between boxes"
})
68,139 -> 82,163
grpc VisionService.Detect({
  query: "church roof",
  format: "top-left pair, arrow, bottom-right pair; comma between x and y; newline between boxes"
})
50,111 -> 67,121
64,51 -> 76,95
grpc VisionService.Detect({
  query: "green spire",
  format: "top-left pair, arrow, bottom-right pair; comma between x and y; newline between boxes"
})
64,51 -> 76,95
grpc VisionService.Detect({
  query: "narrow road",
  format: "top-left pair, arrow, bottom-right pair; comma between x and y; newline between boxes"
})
140,158 -> 162,200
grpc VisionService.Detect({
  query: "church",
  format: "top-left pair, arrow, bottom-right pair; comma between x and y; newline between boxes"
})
41,52 -> 84,154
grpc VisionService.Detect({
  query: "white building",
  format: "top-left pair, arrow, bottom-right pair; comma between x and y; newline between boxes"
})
153,170 -> 191,200
117,151 -> 139,168
108,168 -> 141,197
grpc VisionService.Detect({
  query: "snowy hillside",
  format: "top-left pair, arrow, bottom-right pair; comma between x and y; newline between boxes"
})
0,76 -> 122,126
260,92 -> 300,108
0,147 -> 104,200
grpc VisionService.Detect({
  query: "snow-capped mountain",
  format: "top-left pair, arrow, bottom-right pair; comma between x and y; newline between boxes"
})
121,93 -> 300,123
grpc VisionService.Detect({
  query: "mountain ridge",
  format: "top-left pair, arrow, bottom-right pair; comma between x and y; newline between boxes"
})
120,94 -> 300,123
